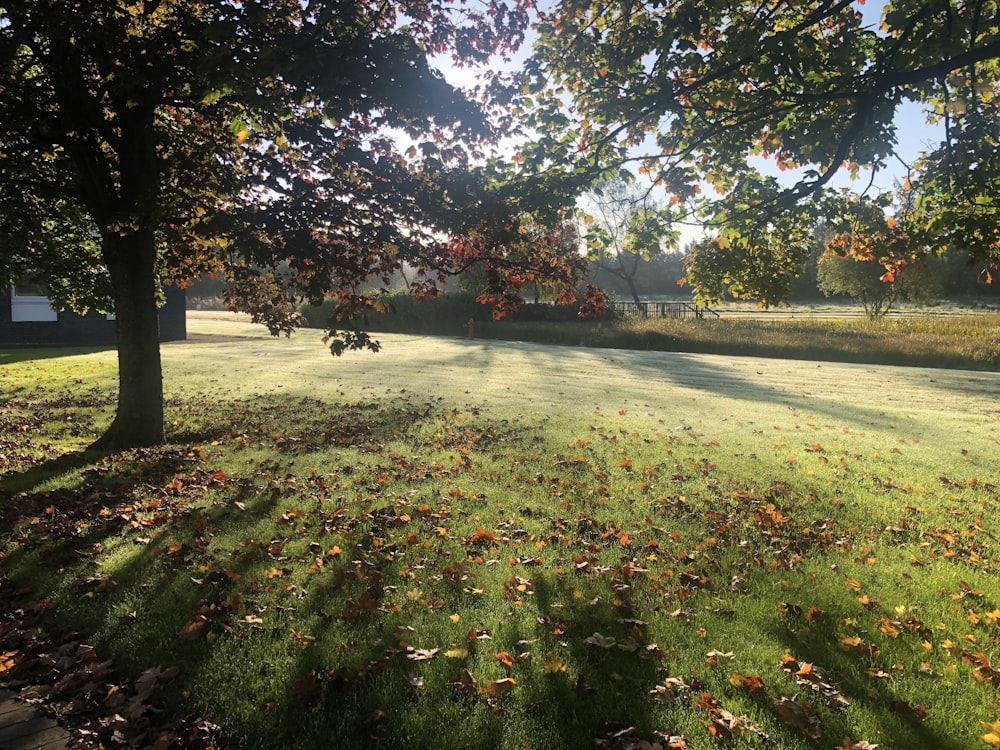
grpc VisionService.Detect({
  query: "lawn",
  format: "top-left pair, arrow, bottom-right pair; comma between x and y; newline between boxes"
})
2,311 -> 1000,749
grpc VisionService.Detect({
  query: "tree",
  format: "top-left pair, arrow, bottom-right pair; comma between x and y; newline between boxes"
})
817,250 -> 943,320
0,0 -> 590,450
682,180 -> 819,306
818,190 -> 944,319
518,0 -> 1000,301
579,177 -> 678,305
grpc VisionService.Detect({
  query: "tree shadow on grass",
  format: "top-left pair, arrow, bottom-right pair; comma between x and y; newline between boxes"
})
0,345 -> 116,365
770,615 -> 968,750
0,449 -> 103,498
4,381 -> 990,748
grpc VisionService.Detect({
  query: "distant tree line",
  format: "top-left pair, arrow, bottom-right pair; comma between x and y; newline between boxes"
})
589,238 -> 1000,316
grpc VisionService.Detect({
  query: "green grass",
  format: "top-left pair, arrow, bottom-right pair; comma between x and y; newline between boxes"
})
2,312 -> 1000,749
300,293 -> 1000,371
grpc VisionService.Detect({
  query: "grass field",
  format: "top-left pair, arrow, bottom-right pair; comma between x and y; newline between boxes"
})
2,312 -> 1000,749
298,293 -> 1000,371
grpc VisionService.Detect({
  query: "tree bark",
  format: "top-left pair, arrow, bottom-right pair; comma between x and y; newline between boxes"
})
89,228 -> 164,451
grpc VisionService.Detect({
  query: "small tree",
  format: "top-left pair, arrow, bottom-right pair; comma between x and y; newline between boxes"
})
820,194 -> 944,320
816,251 -> 942,321
579,177 -> 677,305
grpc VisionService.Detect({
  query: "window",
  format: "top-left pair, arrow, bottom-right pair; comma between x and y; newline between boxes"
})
10,273 -> 57,322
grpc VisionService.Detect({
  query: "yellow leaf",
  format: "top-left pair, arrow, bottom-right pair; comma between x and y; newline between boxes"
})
543,652 -> 567,673
449,613 -> 461,623
444,648 -> 469,659
983,721 -> 1000,746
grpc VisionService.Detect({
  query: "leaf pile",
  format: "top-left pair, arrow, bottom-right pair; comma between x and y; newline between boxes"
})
0,575 -> 219,748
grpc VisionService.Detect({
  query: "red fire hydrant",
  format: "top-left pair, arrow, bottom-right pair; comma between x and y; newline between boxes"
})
465,318 -> 475,339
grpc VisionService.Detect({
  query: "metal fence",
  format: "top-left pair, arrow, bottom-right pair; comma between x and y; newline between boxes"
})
612,301 -> 719,319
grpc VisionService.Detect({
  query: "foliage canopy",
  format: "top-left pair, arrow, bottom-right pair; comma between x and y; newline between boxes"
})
520,0 -> 1000,303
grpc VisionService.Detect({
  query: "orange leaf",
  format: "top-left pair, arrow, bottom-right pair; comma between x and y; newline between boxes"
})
0,650 -> 18,673
729,673 -> 765,692
482,677 -> 516,696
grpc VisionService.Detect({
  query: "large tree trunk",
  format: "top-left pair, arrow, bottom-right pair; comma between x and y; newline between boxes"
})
89,229 -> 164,451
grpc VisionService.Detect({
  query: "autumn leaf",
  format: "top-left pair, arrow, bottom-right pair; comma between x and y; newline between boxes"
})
839,635 -> 880,656
729,673 -> 766,693
982,721 -> 1000,746
777,601 -> 802,617
774,695 -> 822,738
584,632 -> 616,649
406,647 -> 439,661
542,652 -> 567,673
481,677 -> 516,697
179,620 -> 206,639
447,668 -> 476,694
0,650 -> 18,673
837,739 -> 880,750
706,650 -> 735,666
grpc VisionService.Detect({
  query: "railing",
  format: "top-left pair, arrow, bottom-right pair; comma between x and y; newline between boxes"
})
612,301 -> 719,320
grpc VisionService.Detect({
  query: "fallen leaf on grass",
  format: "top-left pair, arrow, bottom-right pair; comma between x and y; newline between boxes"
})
777,601 -> 802,617
542,652 -> 567,673
982,720 -> 1000,746
584,632 -> 616,649
839,635 -> 880,656
837,739 -> 880,750
447,668 -> 476,693
706,649 -> 735,666
0,650 -> 18,673
405,647 -> 439,661
695,693 -> 770,741
729,673 -> 766,693
482,677 -> 516,697
178,620 -> 206,639
774,695 -> 822,738
779,655 -> 850,710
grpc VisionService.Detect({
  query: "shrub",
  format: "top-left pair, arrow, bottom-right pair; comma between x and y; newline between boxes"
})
299,291 -> 608,336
